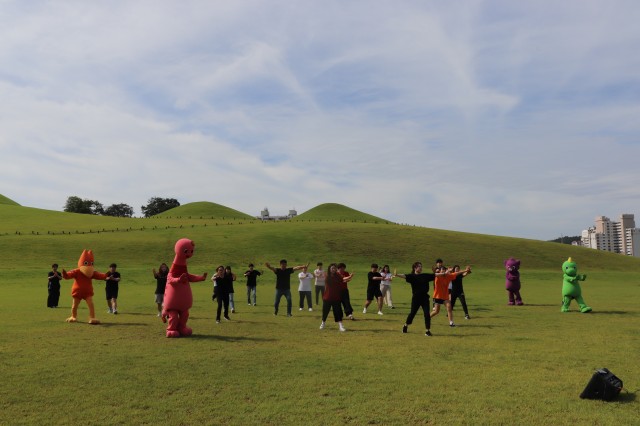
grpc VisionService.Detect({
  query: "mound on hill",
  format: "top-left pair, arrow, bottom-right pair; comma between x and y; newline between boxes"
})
0,194 -> 20,206
155,201 -> 254,219
295,203 -> 390,223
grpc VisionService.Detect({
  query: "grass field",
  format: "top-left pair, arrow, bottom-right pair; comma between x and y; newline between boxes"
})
0,202 -> 638,425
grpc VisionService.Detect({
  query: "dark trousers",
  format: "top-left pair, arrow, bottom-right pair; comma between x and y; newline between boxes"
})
450,292 -> 469,315
406,295 -> 431,330
274,288 -> 292,315
216,292 -> 230,320
47,290 -> 60,307
341,288 -> 354,316
315,285 -> 325,305
299,291 -> 312,309
322,300 -> 343,322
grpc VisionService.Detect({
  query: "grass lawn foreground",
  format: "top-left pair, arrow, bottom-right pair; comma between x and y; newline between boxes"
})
0,202 -> 638,425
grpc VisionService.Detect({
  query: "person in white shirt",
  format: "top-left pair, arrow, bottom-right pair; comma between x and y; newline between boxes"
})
380,265 -> 394,309
313,262 -> 326,306
298,265 -> 314,311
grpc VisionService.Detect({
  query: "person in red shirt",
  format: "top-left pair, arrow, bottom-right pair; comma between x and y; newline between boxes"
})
337,263 -> 355,320
320,263 -> 353,332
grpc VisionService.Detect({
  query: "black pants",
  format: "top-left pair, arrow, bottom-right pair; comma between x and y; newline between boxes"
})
47,290 -> 60,307
341,288 -> 354,316
450,292 -> 469,315
216,292 -> 230,320
406,295 -> 431,330
322,300 -> 343,322
299,291 -> 312,309
315,285 -> 325,305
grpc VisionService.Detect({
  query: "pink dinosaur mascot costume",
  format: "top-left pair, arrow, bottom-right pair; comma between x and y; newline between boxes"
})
162,238 -> 208,338
62,250 -> 108,324
504,257 -> 523,305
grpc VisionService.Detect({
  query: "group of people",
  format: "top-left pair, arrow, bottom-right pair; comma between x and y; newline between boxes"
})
395,259 -> 471,336
50,257 -> 472,336
47,262 -> 122,314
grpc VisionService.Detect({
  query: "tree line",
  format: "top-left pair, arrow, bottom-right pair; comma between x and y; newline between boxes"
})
64,196 -> 180,218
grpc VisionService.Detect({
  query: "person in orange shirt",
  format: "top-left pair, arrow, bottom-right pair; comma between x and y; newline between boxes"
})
430,259 -> 470,327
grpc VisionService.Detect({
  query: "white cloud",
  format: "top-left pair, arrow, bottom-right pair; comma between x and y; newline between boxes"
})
1,1 -> 640,239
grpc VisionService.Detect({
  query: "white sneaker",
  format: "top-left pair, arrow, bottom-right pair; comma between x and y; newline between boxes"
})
308,308 -> 313,312
339,324 -> 346,332
299,308 -> 303,311
377,311 -> 384,315
319,322 -> 325,329
363,308 -> 367,314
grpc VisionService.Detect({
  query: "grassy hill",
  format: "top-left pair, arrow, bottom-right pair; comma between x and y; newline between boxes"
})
0,193 -> 20,206
155,201 -> 254,220
295,202 -> 390,223
1,202 -> 639,273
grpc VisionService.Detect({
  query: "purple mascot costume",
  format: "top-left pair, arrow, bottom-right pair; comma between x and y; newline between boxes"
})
504,257 -> 523,305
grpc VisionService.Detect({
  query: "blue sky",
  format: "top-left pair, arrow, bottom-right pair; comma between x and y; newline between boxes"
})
1,0 -> 639,239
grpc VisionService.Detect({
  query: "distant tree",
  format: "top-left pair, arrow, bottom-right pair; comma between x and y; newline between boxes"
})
64,196 -> 104,215
89,200 -> 104,215
64,196 -> 90,214
103,203 -> 134,217
141,197 -> 180,217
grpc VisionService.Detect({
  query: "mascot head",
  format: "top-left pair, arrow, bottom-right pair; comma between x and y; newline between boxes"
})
562,257 -> 578,277
77,250 -> 95,278
175,238 -> 195,261
504,257 -> 520,272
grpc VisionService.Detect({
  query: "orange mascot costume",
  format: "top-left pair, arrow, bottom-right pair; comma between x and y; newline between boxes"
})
62,250 -> 107,324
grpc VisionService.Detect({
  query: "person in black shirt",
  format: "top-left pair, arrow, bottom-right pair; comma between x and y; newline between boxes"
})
362,263 -> 384,315
265,259 -> 308,316
47,263 -> 62,308
212,265 -> 231,323
105,263 -> 121,314
394,262 -> 444,336
449,265 -> 472,320
244,263 -> 261,306
153,263 -> 169,317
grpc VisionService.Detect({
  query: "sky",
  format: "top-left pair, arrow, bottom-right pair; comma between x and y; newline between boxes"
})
1,1 -> 639,240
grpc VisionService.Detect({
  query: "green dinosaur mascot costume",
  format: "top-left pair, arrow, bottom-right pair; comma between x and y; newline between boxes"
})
561,257 -> 592,313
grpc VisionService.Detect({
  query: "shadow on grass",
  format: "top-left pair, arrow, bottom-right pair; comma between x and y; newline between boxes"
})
99,321 -> 149,327
189,334 -> 276,342
517,303 -> 557,307
587,310 -> 631,315
617,391 -> 637,403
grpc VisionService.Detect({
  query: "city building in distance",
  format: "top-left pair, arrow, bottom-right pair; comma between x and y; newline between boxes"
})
257,207 -> 297,221
581,214 -> 640,257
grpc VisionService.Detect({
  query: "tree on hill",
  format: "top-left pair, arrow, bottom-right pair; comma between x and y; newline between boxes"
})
64,196 -> 104,215
141,197 -> 180,217
64,196 -> 133,217
103,203 -> 134,217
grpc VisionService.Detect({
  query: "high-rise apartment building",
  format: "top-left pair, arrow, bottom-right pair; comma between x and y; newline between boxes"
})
581,214 -> 637,256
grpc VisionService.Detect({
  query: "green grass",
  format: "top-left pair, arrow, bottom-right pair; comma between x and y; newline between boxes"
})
295,202 -> 389,223
154,201 -> 255,220
0,202 -> 638,425
0,193 -> 20,205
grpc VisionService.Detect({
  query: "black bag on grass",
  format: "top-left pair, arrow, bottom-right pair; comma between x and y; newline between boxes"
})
579,368 -> 623,401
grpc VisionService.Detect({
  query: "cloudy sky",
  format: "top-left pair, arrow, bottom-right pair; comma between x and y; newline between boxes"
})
1,1 -> 639,240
